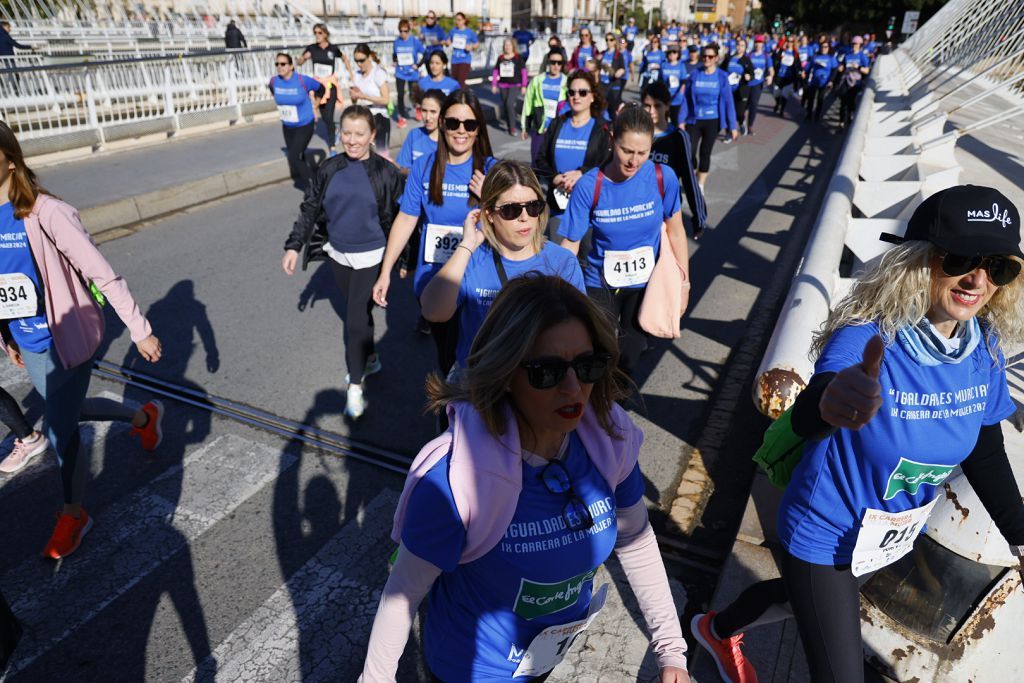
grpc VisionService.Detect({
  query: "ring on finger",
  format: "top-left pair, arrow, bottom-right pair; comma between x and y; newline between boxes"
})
851,408 -> 859,422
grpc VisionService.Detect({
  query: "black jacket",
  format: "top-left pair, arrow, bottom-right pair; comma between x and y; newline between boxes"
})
533,113 -> 611,211
224,25 -> 247,49
722,54 -> 755,96
284,153 -> 405,270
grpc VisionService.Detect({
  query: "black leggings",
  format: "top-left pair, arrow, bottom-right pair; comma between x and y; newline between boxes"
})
328,260 -> 379,384
805,84 -> 828,121
839,82 -> 863,127
733,89 -> 750,129
396,77 -> 412,119
688,118 -> 718,173
0,386 -> 32,440
587,286 -> 646,376
712,551 -> 883,683
282,122 -> 315,188
318,87 -> 337,148
744,83 -> 763,130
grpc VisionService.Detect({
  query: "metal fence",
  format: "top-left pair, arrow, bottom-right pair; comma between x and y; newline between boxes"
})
753,0 -> 1024,418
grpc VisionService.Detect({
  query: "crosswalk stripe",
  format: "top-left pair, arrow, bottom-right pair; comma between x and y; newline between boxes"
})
3,433 -> 295,678
181,489 -> 398,683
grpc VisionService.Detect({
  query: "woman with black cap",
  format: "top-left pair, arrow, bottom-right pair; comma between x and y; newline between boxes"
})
691,185 -> 1024,683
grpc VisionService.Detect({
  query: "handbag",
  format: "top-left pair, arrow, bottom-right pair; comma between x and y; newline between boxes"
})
751,405 -> 806,488
637,222 -> 684,339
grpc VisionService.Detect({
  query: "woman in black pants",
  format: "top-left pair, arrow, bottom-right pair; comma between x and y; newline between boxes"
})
682,44 -> 738,192
282,106 -> 404,419
268,53 -> 324,189
299,23 -> 343,156
691,186 -> 1024,683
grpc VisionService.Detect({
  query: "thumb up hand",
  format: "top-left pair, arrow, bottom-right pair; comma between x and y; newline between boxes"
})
819,335 -> 885,430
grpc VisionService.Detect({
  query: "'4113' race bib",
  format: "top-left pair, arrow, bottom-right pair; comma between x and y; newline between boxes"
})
603,246 -> 655,287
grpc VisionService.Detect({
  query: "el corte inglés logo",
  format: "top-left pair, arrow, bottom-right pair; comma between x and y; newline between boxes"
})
883,457 -> 955,500
513,569 -> 596,620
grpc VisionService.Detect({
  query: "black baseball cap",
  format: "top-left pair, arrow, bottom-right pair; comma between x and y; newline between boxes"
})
880,185 -> 1022,258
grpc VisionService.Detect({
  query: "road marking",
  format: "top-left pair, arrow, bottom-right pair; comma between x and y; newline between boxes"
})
3,433 -> 294,678
181,489 -> 398,683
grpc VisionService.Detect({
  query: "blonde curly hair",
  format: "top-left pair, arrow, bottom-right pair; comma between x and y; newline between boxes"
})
811,242 -> 1024,364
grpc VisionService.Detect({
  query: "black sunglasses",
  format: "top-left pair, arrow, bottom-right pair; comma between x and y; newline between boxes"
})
702,54 -> 716,60
444,117 -> 480,132
520,352 -> 611,390
540,460 -> 594,532
940,252 -> 1021,286
275,61 -> 289,67
354,57 -> 367,64
549,59 -> 564,65
567,88 -> 591,97
494,200 -> 545,221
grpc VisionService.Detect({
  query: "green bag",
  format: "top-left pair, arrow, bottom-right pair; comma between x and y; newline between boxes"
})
752,405 -> 806,488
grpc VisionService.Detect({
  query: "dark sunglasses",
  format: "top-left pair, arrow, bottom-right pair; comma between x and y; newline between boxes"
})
444,117 -> 480,132
520,352 -> 611,390
940,252 -> 1021,286
275,61 -> 289,67
494,200 -> 545,221
549,59 -> 564,65
540,460 -> 594,531
567,88 -> 591,97
702,54 -> 716,60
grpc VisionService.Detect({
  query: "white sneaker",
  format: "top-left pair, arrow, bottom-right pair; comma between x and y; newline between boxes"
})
0,432 -> 49,474
345,383 -> 366,419
345,354 -> 382,384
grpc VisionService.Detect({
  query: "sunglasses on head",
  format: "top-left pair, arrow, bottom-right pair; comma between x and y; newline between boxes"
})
494,199 -> 545,221
940,252 -> 1021,286
444,117 -> 480,132
567,88 -> 591,97
520,352 -> 611,390
540,460 -> 594,531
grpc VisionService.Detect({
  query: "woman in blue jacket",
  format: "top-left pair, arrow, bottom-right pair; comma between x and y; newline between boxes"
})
683,43 -> 738,192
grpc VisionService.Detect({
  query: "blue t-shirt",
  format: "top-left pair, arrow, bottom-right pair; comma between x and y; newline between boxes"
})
748,52 -> 771,85
0,203 -> 51,353
842,50 -> 871,71
512,29 -> 534,58
403,432 -> 644,681
396,127 -> 438,170
553,117 -> 595,175
688,68 -> 722,120
624,25 -> 639,42
776,50 -> 798,79
807,53 -> 838,87
393,36 -> 425,81
725,58 -> 746,92
558,161 -> 681,289
420,24 -> 447,54
270,73 -> 319,127
664,27 -> 680,43
575,45 -> 595,70
541,75 -> 564,129
797,45 -> 814,66
448,28 -> 478,64
417,74 -> 461,97
779,322 -> 1016,566
643,49 -> 665,76
400,152 -> 498,296
455,242 -> 586,364
660,63 -> 686,105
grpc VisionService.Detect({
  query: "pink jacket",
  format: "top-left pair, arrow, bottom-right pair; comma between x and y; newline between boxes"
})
1,194 -> 152,369
392,399 -> 641,563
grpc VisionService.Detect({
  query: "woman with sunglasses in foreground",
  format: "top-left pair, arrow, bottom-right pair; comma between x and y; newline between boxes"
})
533,70 -> 610,239
420,161 -> 584,372
360,275 -> 689,682
558,105 -> 690,376
692,186 -> 1024,683
373,89 -> 496,376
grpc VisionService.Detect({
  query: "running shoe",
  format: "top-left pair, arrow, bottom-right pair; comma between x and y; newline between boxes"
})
691,612 -> 758,683
345,354 -> 382,384
740,123 -> 748,136
345,383 -> 366,419
130,400 -> 164,452
42,509 -> 93,560
397,117 -> 408,129
0,433 -> 49,474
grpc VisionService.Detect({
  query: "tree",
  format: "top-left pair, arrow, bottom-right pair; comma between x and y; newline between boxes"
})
760,0 -> 947,34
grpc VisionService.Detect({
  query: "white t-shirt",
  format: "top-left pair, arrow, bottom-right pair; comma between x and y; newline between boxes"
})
353,62 -> 389,116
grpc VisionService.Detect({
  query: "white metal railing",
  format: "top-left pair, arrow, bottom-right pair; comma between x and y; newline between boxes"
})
753,0 -> 1024,418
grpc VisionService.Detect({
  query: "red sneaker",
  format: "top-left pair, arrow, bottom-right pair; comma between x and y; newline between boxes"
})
43,509 -> 93,559
691,612 -> 758,683
397,117 -> 408,129
130,400 -> 164,452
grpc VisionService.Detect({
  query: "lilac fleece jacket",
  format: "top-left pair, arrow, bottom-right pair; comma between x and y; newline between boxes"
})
361,400 -> 688,681
0,193 -> 152,369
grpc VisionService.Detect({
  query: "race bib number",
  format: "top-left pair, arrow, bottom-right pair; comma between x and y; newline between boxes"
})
553,187 -> 570,210
425,34 -> 439,46
397,51 -> 415,67
543,99 -> 558,119
313,62 -> 333,78
277,104 -> 299,123
781,53 -> 795,67
649,61 -> 660,71
754,68 -> 764,80
603,246 -> 655,287
850,501 -> 937,577
452,34 -> 467,50
728,72 -> 740,86
0,273 -> 37,319
500,60 -> 515,78
424,224 -> 464,264
669,76 -> 680,90
512,584 -> 607,678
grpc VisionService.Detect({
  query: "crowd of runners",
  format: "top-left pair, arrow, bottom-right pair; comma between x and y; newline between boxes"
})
1,10 -> 1023,683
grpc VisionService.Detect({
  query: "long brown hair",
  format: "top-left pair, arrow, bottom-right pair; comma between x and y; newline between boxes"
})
429,89 -> 493,206
0,122 -> 47,219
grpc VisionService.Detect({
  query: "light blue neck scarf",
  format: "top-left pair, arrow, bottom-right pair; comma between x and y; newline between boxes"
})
897,317 -> 981,367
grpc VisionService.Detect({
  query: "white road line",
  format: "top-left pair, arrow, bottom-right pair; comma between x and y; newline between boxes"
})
181,489 -> 398,683
3,433 -> 295,678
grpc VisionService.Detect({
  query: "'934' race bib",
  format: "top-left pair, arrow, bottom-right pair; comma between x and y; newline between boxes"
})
0,273 -> 37,319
